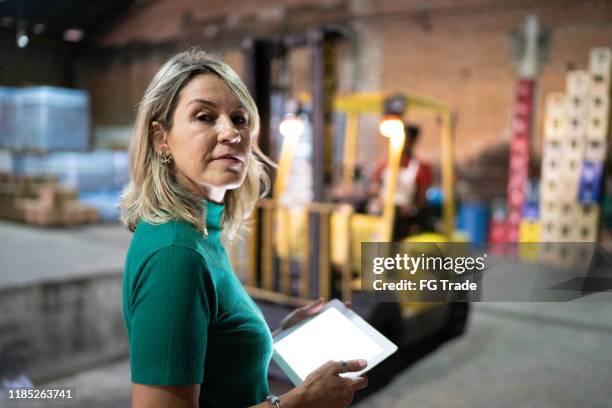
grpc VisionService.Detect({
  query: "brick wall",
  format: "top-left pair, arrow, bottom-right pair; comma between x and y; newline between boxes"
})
80,0 -> 612,198
376,0 -> 612,163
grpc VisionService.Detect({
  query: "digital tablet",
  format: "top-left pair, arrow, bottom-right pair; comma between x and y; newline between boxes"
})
272,299 -> 398,385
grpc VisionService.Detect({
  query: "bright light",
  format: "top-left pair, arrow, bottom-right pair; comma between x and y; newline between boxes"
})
17,33 -> 28,48
378,116 -> 404,139
390,132 -> 404,150
279,114 -> 305,139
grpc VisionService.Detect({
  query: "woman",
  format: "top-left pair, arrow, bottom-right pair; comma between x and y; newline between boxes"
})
120,49 -> 368,408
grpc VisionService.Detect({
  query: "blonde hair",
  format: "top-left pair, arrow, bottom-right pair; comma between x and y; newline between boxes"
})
120,48 -> 270,238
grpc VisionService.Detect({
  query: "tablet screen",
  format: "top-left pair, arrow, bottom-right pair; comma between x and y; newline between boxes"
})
273,306 -> 386,382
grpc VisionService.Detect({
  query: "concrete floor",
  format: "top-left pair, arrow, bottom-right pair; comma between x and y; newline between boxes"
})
0,221 -> 131,288
2,302 -> 605,408
354,302 -> 612,408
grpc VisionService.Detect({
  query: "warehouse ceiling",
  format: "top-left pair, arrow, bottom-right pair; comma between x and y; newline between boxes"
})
0,0 -> 145,43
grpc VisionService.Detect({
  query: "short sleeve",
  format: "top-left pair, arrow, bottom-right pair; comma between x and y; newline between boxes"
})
128,246 -> 211,386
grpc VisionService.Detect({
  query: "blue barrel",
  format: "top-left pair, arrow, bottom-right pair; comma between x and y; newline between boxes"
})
457,202 -> 490,244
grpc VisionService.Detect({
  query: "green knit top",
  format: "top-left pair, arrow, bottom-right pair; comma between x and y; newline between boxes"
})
122,200 -> 273,407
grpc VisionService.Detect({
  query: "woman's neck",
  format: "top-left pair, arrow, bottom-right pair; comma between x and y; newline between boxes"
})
175,171 -> 226,203
205,187 -> 226,203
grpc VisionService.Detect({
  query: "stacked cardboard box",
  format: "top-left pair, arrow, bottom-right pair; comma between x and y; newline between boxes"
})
0,174 -> 98,227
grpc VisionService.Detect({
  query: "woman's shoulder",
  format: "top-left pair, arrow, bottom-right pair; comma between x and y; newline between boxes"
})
127,219 -> 203,263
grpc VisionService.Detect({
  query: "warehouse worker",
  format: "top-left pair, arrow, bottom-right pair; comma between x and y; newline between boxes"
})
120,49 -> 368,408
368,124 -> 433,240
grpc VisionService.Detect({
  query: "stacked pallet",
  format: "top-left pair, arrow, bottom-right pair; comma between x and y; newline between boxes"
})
0,87 -> 90,152
11,151 -> 129,192
537,48 -> 611,263
0,174 -> 98,227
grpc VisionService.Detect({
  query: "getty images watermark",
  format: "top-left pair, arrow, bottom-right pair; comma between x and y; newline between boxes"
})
361,242 -> 612,302
371,252 -> 487,292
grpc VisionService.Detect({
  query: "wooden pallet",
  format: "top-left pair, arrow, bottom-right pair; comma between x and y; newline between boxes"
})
0,173 -> 98,227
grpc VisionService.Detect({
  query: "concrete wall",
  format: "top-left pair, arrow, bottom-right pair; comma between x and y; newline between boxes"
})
0,273 -> 126,383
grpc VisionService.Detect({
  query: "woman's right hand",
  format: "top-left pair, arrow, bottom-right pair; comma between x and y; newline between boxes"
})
292,359 -> 369,408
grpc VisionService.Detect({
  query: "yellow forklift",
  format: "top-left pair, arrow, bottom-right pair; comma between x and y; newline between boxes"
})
232,31 -> 469,393
261,90 -> 469,339
328,90 -> 469,346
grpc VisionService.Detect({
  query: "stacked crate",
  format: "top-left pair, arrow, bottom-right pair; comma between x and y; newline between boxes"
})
518,181 -> 541,260
0,174 -> 98,227
18,185 -> 98,227
539,48 -> 611,264
11,87 -> 90,152
539,93 -> 567,244
519,181 -> 540,240
506,79 -> 535,242
578,48 -> 610,239
0,87 -> 17,148
6,151 -> 128,224
12,151 -> 129,192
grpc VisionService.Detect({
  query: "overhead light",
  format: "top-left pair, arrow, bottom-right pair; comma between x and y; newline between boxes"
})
17,33 -> 28,48
63,29 -> 84,42
279,114 -> 305,139
16,24 -> 28,48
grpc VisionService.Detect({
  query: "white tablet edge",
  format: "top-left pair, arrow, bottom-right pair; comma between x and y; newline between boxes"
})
272,299 -> 398,385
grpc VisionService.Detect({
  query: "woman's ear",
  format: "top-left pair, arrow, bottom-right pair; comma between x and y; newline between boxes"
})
151,121 -> 168,152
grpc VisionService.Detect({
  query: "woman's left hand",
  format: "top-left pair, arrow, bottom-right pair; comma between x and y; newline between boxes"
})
272,298 -> 352,337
